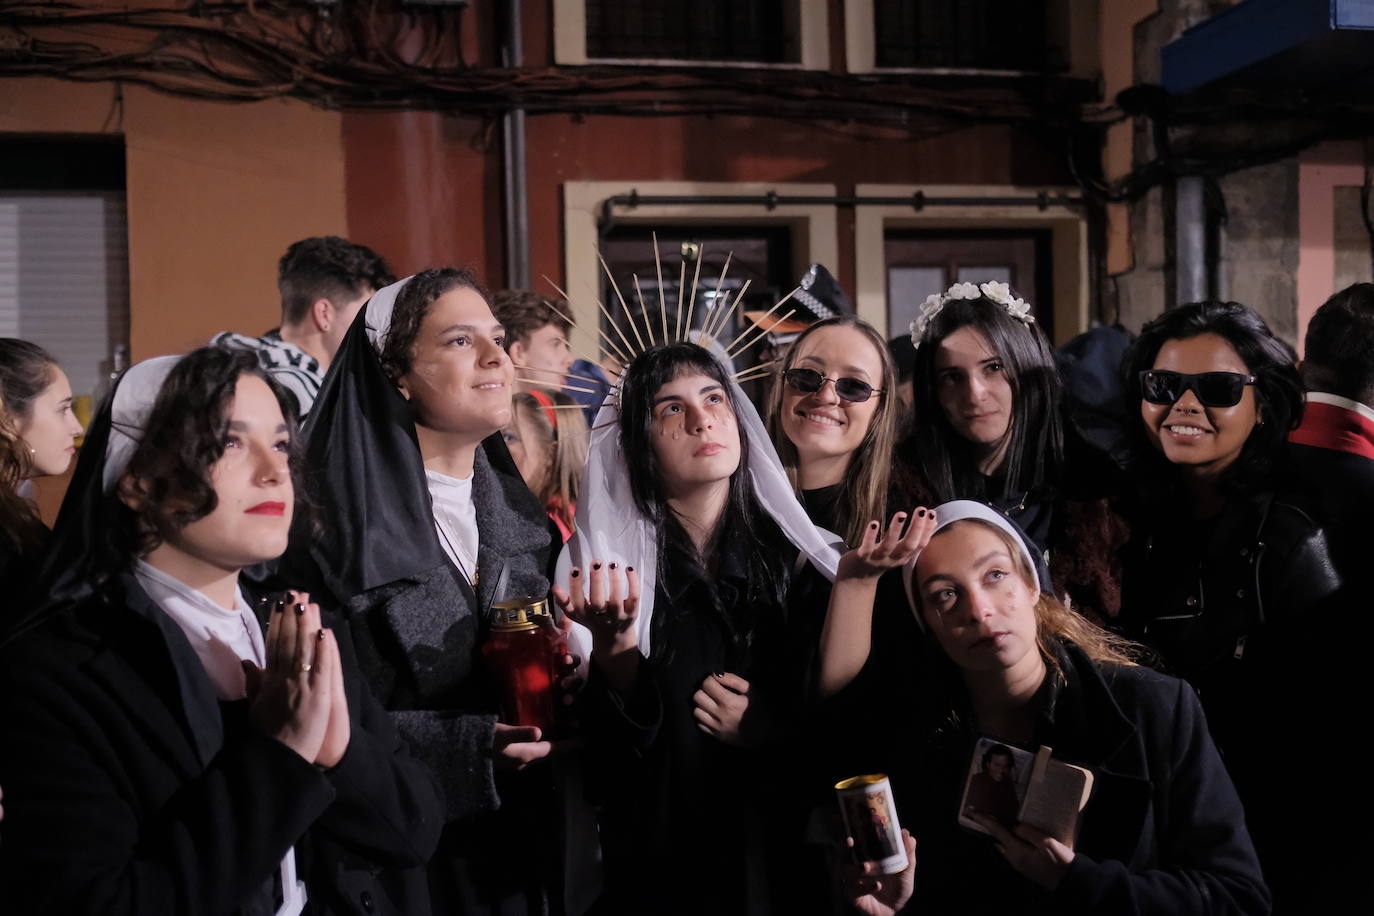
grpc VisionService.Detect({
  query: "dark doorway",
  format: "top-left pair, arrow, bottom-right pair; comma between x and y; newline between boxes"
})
884,228 -> 1053,342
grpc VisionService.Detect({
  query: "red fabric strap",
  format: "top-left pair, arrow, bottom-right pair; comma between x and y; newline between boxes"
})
1289,400 -> 1374,461
527,389 -> 558,429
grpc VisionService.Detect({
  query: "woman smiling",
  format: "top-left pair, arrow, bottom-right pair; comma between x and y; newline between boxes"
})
1118,300 -> 1344,909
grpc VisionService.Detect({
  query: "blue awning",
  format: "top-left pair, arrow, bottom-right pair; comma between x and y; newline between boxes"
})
1162,0 -> 1374,94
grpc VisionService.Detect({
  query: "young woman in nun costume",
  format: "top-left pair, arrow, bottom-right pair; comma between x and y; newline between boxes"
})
0,346 -> 442,916
553,340 -> 842,914
279,268 -> 577,914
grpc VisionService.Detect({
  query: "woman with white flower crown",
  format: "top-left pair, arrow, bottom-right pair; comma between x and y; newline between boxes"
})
899,281 -> 1127,622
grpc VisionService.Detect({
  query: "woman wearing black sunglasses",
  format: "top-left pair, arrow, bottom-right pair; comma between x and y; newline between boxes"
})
1118,299 -> 1345,911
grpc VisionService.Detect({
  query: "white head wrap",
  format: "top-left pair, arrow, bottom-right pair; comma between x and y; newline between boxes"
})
902,499 -> 1042,625
558,347 -> 842,661
101,356 -> 182,494
364,274 -> 417,352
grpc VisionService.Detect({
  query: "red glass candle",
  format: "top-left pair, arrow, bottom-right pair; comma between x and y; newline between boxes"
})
483,597 -> 561,734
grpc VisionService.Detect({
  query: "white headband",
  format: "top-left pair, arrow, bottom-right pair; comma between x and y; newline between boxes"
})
101,355 -> 182,494
903,499 -> 1041,619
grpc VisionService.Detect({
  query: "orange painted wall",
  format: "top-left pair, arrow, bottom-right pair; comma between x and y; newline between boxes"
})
1,78 -> 348,361
3,77 -> 347,519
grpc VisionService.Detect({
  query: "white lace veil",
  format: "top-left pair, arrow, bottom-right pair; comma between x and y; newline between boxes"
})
557,343 -> 842,661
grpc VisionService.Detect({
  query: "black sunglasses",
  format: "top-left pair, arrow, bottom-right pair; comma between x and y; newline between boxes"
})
1139,370 -> 1257,408
784,367 -> 883,404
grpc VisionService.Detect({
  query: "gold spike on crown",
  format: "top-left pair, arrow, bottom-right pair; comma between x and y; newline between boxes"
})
531,235 -> 802,411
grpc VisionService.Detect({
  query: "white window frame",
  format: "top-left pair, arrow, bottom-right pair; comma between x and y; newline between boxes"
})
555,0 -> 830,70
561,180 -> 840,359
853,183 -> 1089,345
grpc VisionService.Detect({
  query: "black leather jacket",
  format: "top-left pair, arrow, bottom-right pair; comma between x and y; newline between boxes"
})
1119,487 -> 1345,910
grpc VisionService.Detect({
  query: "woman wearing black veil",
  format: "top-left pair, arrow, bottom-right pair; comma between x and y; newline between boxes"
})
0,346 -> 442,915
279,269 -> 575,913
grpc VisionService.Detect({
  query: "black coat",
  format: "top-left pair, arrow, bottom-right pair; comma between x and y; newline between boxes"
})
1119,487 -> 1345,911
0,572 -> 443,916
891,643 -> 1269,915
579,518 -> 824,915
282,307 -> 577,914
1287,440 -> 1374,581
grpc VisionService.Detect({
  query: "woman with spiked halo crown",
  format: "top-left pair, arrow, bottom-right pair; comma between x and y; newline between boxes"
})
551,264 -> 842,912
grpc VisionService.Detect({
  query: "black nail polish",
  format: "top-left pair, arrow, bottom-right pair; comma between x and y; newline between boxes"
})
626,566 -> 634,572
592,562 -> 602,570
294,603 -> 306,615
317,629 -> 326,640
609,562 -> 618,570
917,509 -> 926,517
273,599 -> 286,614
571,569 -> 580,578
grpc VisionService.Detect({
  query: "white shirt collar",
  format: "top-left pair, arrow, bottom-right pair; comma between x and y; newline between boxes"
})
1306,391 -> 1374,425
133,560 -> 265,700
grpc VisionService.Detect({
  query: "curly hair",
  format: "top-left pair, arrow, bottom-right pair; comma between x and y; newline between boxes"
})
1,338 -> 58,552
903,292 -> 1065,506
118,346 -> 305,558
278,236 -> 395,326
376,267 -> 490,384
1122,300 -> 1303,497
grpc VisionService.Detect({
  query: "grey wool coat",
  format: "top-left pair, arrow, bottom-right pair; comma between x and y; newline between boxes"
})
295,440 -> 557,821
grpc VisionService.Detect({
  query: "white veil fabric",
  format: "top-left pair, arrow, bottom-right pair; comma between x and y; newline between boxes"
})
364,274 -> 417,352
557,346 -> 842,662
101,355 -> 182,494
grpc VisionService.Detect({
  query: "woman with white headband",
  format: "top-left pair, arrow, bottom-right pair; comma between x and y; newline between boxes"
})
278,268 -> 578,914
554,340 -> 841,914
826,500 -> 1268,915
0,346 -> 441,915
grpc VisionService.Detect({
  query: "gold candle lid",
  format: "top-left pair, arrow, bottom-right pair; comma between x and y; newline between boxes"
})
490,596 -> 552,631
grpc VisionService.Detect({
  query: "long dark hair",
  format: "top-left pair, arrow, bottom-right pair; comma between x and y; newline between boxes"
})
1121,300 -> 1303,499
619,342 -> 791,662
1,338 -> 59,553
905,294 -> 1064,505
114,347 -> 306,563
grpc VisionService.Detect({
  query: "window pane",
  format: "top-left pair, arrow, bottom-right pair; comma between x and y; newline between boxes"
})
956,266 -> 1012,287
586,0 -> 799,63
888,266 -> 946,338
873,0 -> 1050,70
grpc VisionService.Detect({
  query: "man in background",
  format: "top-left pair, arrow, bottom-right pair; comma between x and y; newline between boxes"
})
492,290 -> 575,394
213,235 -> 393,417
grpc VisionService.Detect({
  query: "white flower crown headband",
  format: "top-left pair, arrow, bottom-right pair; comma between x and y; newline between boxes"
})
908,280 -> 1034,348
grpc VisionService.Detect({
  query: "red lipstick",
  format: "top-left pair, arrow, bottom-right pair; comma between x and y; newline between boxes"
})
245,501 -> 286,516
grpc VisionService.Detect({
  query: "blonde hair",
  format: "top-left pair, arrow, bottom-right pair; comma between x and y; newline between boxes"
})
765,316 -> 900,547
922,518 -> 1140,669
511,389 -> 588,530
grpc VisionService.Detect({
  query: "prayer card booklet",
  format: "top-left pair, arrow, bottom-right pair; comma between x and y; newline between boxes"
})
957,738 -> 1094,847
